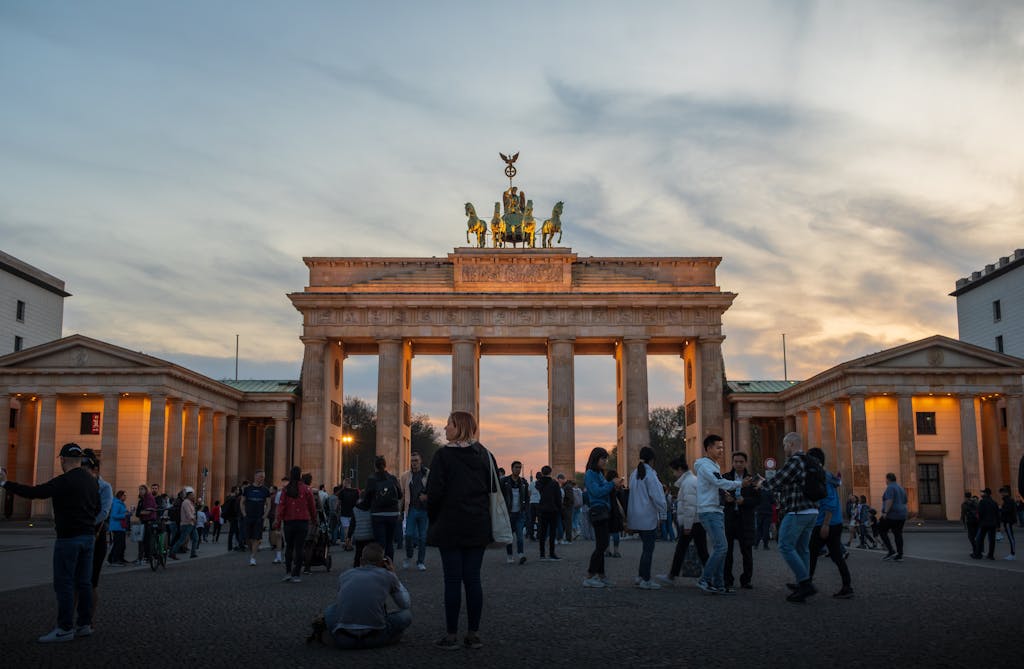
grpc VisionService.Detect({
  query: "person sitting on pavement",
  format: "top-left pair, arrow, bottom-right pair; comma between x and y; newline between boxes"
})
320,542 -> 411,649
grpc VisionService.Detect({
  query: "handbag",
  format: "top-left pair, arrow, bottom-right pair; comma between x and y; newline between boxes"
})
482,446 -> 513,546
589,504 -> 610,523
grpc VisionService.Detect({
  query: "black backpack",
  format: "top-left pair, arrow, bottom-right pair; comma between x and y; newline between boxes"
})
169,497 -> 183,523
800,454 -> 828,502
370,474 -> 401,513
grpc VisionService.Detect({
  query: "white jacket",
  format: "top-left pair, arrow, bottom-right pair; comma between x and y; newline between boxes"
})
675,471 -> 699,530
693,456 -> 742,515
626,463 -> 667,531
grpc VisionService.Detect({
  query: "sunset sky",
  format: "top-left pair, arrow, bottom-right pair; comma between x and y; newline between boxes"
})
2,1 -> 1022,470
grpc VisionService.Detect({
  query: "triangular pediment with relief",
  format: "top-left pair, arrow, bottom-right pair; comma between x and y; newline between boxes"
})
851,335 -> 1024,370
0,334 -> 169,370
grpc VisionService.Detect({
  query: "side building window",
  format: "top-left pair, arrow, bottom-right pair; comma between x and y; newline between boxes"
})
915,411 -> 937,435
995,335 -> 1004,353
16,300 -> 26,322
992,299 -> 1001,322
14,335 -> 24,352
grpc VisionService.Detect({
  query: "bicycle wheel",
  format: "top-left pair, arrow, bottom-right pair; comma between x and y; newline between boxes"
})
158,536 -> 167,569
149,533 -> 159,572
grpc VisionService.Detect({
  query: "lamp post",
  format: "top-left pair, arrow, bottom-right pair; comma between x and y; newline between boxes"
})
341,434 -> 356,486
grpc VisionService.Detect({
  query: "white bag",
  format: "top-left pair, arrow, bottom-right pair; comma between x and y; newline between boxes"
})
129,523 -> 145,543
483,446 -> 513,546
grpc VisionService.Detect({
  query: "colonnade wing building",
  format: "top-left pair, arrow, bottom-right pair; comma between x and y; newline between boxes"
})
0,335 -> 297,519
727,335 -> 1024,521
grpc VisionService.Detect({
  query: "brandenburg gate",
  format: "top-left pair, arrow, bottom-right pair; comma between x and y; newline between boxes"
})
288,158 -> 736,483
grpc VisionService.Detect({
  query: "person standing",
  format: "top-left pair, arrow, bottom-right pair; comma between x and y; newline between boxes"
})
878,472 -> 908,561
627,446 -> 667,590
364,457 -> 402,561
656,458 -> 710,586
806,448 -> 854,599
240,471 -> 272,565
274,466 -> 317,582
500,460 -> 529,565
961,492 -> 979,555
108,490 -> 130,565
973,488 -> 1000,560
535,466 -> 562,561
560,478 -> 576,545
582,447 -> 621,588
426,411 -> 494,650
400,451 -> 430,570
337,478 -> 359,551
755,483 -> 775,550
723,452 -> 758,590
527,471 -> 542,541
222,487 -> 239,551
0,443 -> 100,642
134,484 -> 158,565
755,432 -> 819,603
169,488 -> 199,560
694,435 -> 745,595
999,486 -> 1016,561
81,449 -> 112,626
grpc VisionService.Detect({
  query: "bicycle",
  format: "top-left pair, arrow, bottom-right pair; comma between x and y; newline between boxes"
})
147,519 -> 168,570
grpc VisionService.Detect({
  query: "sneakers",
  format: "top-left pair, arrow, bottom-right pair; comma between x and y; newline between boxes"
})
599,576 -> 614,587
582,576 -> 606,588
654,574 -> 675,587
249,557 -> 257,566
548,554 -> 562,561
38,627 -> 75,643
696,579 -> 715,594
291,577 -> 302,583
282,574 -> 295,582
635,579 -> 662,590
786,580 -> 817,603
75,625 -> 93,637
434,635 -> 460,651
417,563 -> 427,571
403,559 -> 411,569
464,633 -> 483,649
893,554 -> 903,562
518,554 -> 527,565
1004,554 -> 1016,561
882,552 -> 895,561
506,555 -> 516,564
833,587 -> 855,599
720,587 -> 736,595
612,551 -> 622,558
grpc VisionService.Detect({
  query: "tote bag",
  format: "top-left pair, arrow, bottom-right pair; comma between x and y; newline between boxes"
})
482,446 -> 513,546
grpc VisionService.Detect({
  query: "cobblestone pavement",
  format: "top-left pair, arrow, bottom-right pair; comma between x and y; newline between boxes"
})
1,532 -> 1021,668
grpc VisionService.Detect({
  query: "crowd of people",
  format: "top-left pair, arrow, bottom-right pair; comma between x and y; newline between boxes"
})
3,412 -> 1022,650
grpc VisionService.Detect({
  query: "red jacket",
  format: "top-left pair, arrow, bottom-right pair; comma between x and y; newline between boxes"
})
274,483 -> 316,525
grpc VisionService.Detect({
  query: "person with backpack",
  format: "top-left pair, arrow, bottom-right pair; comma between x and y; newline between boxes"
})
754,432 -> 822,603
878,472 -> 908,562
806,448 -> 853,599
364,456 -> 402,561
961,492 -> 980,555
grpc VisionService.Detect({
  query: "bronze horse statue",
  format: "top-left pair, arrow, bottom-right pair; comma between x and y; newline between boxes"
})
541,201 -> 564,248
465,202 -> 487,248
489,203 -> 504,248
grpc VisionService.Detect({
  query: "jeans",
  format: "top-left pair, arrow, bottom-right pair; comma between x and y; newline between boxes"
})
1002,522 -> 1016,555
284,520 -> 309,577
699,512 -> 728,588
755,512 -> 773,548
439,547 -> 485,634
53,534 -> 94,630
809,523 -> 852,588
589,519 -> 610,576
669,522 -> 709,578
404,507 -> 429,564
171,524 -> 197,556
324,604 -> 411,649
778,512 -> 817,583
636,529 -> 657,581
879,517 -> 905,556
505,511 -> 525,556
371,515 -> 399,560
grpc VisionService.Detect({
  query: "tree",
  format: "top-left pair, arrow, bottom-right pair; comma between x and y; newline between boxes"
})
341,397 -> 445,485
411,413 -> 444,466
648,405 -> 686,484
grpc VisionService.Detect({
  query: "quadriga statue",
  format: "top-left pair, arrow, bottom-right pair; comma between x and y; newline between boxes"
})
541,201 -> 564,248
465,202 -> 487,248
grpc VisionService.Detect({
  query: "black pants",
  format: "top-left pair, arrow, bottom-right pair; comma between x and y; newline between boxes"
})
724,524 -> 753,586
561,506 -> 574,542
809,523 -> 852,588
227,519 -> 240,550
966,523 -> 979,553
284,520 -> 309,577
879,517 -> 905,556
212,522 -> 222,542
669,523 -> 709,578
108,530 -> 127,564
974,526 -> 996,558
440,547 -> 485,634
538,511 -> 559,557
588,519 -> 610,575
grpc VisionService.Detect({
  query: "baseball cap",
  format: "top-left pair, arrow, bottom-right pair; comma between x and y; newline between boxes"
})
58,443 -> 84,458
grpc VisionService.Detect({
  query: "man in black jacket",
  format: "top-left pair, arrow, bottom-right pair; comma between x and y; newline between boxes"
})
535,466 -> 562,561
972,488 -> 1000,560
723,452 -> 759,589
500,461 -> 529,564
0,442 -> 100,642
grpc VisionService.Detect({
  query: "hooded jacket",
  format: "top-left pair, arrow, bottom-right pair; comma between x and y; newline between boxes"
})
674,470 -> 699,530
693,456 -> 743,515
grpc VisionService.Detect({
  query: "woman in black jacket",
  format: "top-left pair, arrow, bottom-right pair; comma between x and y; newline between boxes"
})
426,410 -> 494,651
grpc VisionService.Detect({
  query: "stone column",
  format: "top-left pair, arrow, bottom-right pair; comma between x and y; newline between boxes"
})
959,396 -> 981,496
256,423 -> 267,470
451,337 -> 480,420
274,417 -> 288,483
101,394 -> 121,492
226,415 -> 240,490
896,395 -> 918,516
821,402 -> 837,475
181,403 -> 200,491
198,407 -> 213,502
547,337 -> 576,477
212,412 -> 227,505
698,336 -> 726,448
737,417 -> 752,461
31,394 -> 57,518
164,398 -> 184,493
850,394 -> 870,500
1006,394 -> 1024,492
300,337 -> 327,482
797,410 -> 808,445
619,337 -> 650,475
834,399 -> 853,500
784,414 -> 796,434
146,394 -> 167,488
14,396 -> 39,518
377,339 -> 408,478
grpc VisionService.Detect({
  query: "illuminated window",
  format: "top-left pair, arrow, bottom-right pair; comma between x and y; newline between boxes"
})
915,412 -> 936,435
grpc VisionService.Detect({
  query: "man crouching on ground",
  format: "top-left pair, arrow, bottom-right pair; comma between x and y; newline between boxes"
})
321,541 -> 411,648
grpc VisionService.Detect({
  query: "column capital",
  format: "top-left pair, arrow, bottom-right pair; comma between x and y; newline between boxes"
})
198,405 -> 213,415
375,337 -> 404,344
620,335 -> 650,345
697,335 -> 726,345
450,335 -> 478,344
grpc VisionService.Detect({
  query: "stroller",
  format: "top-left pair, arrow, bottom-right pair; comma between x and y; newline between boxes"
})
305,513 -> 333,572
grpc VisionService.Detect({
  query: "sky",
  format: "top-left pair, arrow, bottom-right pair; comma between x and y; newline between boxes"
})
2,1 -> 1023,471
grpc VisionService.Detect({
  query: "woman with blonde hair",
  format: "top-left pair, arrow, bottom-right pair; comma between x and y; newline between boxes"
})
426,411 -> 495,650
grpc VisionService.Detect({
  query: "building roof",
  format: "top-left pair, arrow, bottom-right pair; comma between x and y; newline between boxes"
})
950,248 -> 1024,297
219,379 -> 300,393
0,249 -> 71,297
726,380 -> 800,394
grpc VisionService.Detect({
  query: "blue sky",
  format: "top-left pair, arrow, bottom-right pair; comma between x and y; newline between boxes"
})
2,1 -> 1022,468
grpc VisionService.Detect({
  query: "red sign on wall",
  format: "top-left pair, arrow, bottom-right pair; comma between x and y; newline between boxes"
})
80,412 -> 101,435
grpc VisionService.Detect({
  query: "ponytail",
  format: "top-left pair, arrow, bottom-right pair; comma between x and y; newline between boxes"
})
285,466 -> 301,499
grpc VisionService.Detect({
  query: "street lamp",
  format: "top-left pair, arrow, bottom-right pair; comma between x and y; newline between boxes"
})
341,434 -> 357,485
